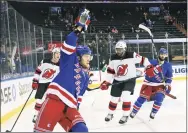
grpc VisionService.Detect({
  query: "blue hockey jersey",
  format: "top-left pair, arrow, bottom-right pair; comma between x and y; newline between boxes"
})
46,31 -> 90,108
144,59 -> 173,86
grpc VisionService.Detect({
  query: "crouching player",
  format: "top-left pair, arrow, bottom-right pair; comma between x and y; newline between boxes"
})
34,9 -> 91,132
130,48 -> 173,119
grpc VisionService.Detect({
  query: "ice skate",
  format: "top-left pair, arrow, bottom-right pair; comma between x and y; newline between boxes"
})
130,111 -> 136,118
105,114 -> 113,122
32,115 -> 37,123
119,116 -> 129,124
150,112 -> 156,119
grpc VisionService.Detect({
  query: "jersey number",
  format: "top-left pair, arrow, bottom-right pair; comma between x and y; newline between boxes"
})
42,69 -> 56,79
117,64 -> 128,76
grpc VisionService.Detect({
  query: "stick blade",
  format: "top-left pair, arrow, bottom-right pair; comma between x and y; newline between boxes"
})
138,24 -> 153,37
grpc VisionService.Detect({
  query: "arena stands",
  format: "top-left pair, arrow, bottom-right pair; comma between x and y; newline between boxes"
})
1,1 -> 187,80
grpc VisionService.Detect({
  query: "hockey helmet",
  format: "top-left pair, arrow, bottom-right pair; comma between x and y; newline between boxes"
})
76,45 -> 92,60
52,47 -> 60,53
115,40 -> 127,56
76,45 -> 92,56
158,48 -> 168,55
115,40 -> 127,49
158,48 -> 168,61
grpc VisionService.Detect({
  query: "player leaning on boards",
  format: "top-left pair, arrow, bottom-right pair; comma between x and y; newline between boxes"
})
32,48 -> 60,123
130,48 -> 172,119
33,9 -> 91,132
99,40 -> 151,124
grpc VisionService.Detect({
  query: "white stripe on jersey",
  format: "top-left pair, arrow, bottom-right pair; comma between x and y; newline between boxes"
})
61,41 -> 76,55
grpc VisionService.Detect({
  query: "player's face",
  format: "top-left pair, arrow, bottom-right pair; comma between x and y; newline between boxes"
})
54,52 -> 60,60
80,54 -> 92,69
116,48 -> 125,57
159,53 -> 168,61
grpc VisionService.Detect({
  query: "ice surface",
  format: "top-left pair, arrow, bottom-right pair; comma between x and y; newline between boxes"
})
1,80 -> 187,132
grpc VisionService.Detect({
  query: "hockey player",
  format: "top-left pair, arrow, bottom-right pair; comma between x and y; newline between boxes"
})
32,48 -> 60,123
34,9 -> 91,132
130,48 -> 172,119
100,40 -> 151,124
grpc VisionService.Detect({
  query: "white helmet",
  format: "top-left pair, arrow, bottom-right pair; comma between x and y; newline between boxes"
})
115,40 -> 127,49
52,48 -> 60,53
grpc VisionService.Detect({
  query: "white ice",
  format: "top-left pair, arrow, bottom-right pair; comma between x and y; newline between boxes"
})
1,80 -> 187,132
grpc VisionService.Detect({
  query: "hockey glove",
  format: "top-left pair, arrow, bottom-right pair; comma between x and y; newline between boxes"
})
74,8 -> 90,32
145,65 -> 162,78
164,84 -> 171,94
100,81 -> 111,90
32,79 -> 39,90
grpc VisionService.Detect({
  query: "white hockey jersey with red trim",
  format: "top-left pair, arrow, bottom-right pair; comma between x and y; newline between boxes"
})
33,59 -> 60,83
105,52 -> 150,83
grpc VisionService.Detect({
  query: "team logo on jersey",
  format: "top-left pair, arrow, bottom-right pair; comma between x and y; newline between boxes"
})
74,68 -> 81,73
117,64 -> 128,76
74,74 -> 81,80
76,86 -> 81,96
75,63 -> 80,68
75,80 -> 81,86
42,69 -> 56,79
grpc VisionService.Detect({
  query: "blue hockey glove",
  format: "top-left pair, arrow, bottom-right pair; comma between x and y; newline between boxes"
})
74,9 -> 90,31
164,84 -> 171,94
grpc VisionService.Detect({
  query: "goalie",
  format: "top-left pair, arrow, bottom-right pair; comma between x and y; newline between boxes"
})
99,40 -> 150,124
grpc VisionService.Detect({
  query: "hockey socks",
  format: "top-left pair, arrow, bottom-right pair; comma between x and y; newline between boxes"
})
109,101 -> 118,111
105,101 -> 117,122
119,102 -> 131,124
33,99 -> 43,123
105,97 -> 119,122
130,97 -> 146,118
34,102 -> 42,111
150,93 -> 164,119
122,102 -> 131,114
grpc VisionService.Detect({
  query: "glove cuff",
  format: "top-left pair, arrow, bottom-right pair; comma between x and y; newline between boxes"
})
103,81 -> 111,85
73,25 -> 84,35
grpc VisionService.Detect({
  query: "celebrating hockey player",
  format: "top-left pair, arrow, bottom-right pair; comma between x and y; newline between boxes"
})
32,48 -> 60,123
34,9 -> 91,132
100,40 -> 151,124
130,48 -> 172,119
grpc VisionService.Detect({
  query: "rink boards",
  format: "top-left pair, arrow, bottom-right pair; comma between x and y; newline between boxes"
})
1,65 -> 187,125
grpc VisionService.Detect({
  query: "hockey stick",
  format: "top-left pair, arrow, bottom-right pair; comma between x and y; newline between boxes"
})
138,24 -> 157,57
6,89 -> 34,132
87,76 -> 142,91
138,24 -> 177,100
166,93 -> 177,99
87,76 -> 176,99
